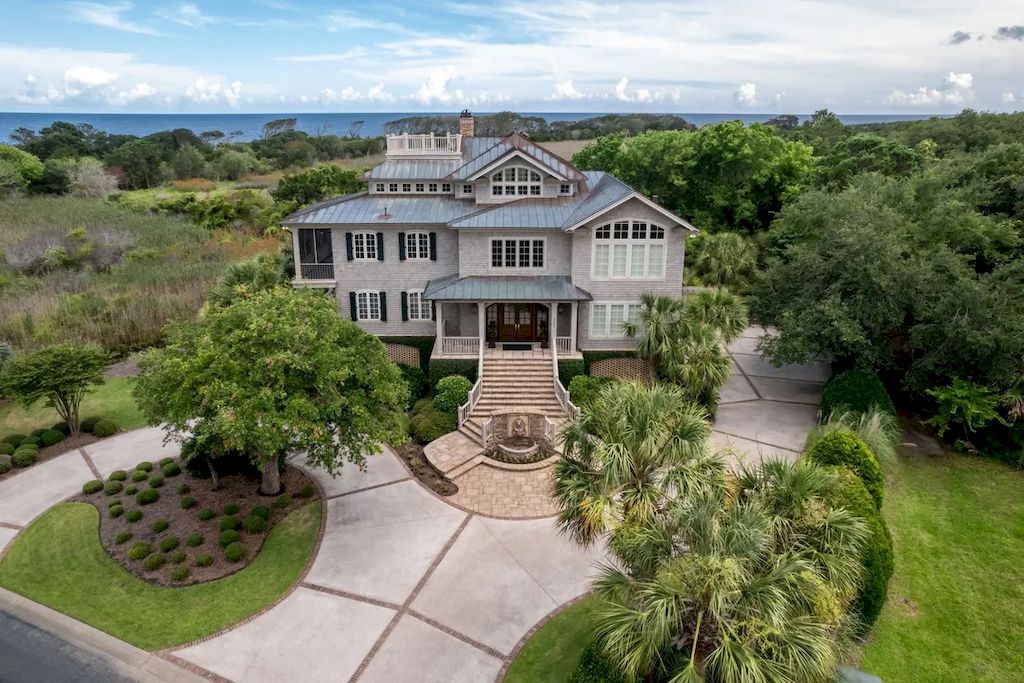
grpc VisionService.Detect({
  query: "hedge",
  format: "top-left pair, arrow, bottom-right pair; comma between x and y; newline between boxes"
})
0,454 -> 11,474
827,467 -> 894,634
428,359 -> 477,390
40,430 -> 64,447
92,418 -> 118,438
409,398 -> 456,443
805,428 -> 884,508
820,370 -> 896,421
559,359 -> 585,388
0,442 -> 13,456
568,641 -> 631,683
568,375 -> 613,411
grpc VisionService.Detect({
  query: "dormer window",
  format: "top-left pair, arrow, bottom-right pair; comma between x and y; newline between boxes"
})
491,166 -> 541,197
442,183 -> 452,193
375,183 -> 385,192
559,183 -> 572,195
389,183 -> 398,192
462,184 -> 473,195
402,183 -> 411,192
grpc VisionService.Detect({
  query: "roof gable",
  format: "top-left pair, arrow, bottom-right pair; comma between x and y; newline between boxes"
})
450,133 -> 586,182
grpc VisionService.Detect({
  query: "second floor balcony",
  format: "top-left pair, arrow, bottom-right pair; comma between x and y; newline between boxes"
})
386,133 -> 462,158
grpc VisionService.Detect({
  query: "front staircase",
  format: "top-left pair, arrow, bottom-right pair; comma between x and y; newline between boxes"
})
458,353 -> 567,444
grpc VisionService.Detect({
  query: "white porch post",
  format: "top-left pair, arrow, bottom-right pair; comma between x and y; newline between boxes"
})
569,302 -> 578,352
478,301 -> 486,340
435,303 -> 443,341
290,228 -> 301,281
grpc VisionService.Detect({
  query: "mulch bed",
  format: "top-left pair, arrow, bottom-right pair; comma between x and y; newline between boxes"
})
393,442 -> 458,496
0,433 -> 101,484
75,461 -> 318,586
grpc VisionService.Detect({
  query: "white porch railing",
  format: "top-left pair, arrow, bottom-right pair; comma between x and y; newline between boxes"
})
481,416 -> 495,446
551,334 -> 581,420
457,338 -> 485,428
555,336 -> 572,354
442,336 -> 480,356
299,263 -> 335,280
544,416 -> 557,442
386,133 -> 462,156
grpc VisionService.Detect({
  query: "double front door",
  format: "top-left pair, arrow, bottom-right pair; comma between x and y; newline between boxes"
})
489,304 -> 549,342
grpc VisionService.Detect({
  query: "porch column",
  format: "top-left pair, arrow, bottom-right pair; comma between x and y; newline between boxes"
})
290,228 -> 301,282
478,301 -> 486,341
569,302 -> 578,353
435,303 -> 443,342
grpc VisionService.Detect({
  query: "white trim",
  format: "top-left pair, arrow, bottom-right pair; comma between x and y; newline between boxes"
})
463,149 -> 569,182
488,236 -> 546,270
406,289 -> 430,320
404,231 -> 430,261
355,289 -> 382,321
589,301 -> 642,339
564,191 -> 699,232
352,231 -> 378,261
590,220 -> 667,281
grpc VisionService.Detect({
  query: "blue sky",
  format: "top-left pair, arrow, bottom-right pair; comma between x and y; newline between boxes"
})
1,0 -> 1022,113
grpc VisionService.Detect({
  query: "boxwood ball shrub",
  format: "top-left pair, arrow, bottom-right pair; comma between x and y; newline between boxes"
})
223,503 -> 239,516
171,566 -> 190,582
820,369 -> 896,421
92,419 -> 118,438
161,461 -> 181,477
195,554 -> 214,567
158,457 -> 174,467
136,488 -> 160,505
109,504 -> 124,518
171,551 -> 187,564
219,516 -> 239,532
0,442 -> 13,456
251,505 -> 271,520
3,434 -> 26,447
108,500 -> 122,510
0,454 -> 11,474
135,461 -> 153,472
20,436 -> 41,448
30,428 -> 46,438
148,474 -> 164,488
175,483 -> 190,495
51,421 -> 70,435
180,495 -> 197,510
242,515 -> 267,534
805,428 -> 884,508
115,530 -> 132,545
224,542 -> 246,562
126,509 -> 143,523
186,532 -> 203,547
40,430 -> 64,447
82,480 -> 103,494
13,448 -> 37,467
218,529 -> 241,548
159,536 -> 180,552
127,542 -> 152,560
124,485 -> 138,496
827,467 -> 894,633
299,484 -> 316,499
143,553 -> 165,571
104,481 -> 123,496
152,519 -> 169,533
108,470 -> 127,481
197,508 -> 215,521
433,375 -> 474,413
79,416 -> 102,433
275,494 -> 291,509
131,470 -> 148,482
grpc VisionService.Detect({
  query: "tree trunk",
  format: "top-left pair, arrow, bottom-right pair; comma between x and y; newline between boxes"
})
207,456 -> 221,491
260,455 -> 282,495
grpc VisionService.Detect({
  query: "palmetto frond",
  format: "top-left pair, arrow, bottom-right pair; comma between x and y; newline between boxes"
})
684,288 -> 750,343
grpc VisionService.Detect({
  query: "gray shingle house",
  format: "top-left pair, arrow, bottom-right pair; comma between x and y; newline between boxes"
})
283,112 -> 696,434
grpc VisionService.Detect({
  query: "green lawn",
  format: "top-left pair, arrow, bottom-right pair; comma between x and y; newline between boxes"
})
0,377 -> 145,436
503,597 -> 603,683
859,451 -> 1024,682
0,500 -> 320,650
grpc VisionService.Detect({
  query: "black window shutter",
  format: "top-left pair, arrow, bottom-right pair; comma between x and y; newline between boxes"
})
345,233 -> 353,261
398,232 -> 406,261
401,291 -> 409,321
429,232 -> 437,261
376,232 -> 385,261
431,301 -> 436,321
348,292 -> 357,321
379,292 -> 387,321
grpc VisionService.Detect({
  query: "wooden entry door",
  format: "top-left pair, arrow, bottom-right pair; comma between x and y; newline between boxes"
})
495,303 -> 536,341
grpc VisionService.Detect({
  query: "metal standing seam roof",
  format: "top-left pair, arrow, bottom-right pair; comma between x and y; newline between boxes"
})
282,194 -> 481,225
448,134 -> 585,182
363,160 -> 463,180
562,171 -> 635,228
424,275 -> 592,301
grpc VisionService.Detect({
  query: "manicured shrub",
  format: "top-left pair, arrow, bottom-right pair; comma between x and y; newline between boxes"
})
195,553 -> 214,567
568,641 -> 630,683
82,479 -> 103,494
20,436 -> 41,448
171,551 -> 187,564
224,542 -> 246,562
13,448 -> 37,467
186,532 -> 203,547
92,419 -> 118,437
152,519 -> 169,533
218,529 -> 241,547
158,457 -> 174,467
275,494 -> 291,509
433,375 -> 473,413
2,434 -> 26,447
400,364 -> 427,407
136,488 -> 159,505
124,485 -> 138,495
39,430 -> 64,447
821,370 -> 896,421
223,503 -> 239,516
428,358 -> 476,390
135,461 -> 153,472
16,441 -> 38,452
242,515 -> 267,534
197,508 -> 215,521
126,509 -> 143,523
827,468 -> 894,634
115,530 -> 132,545
170,565 -> 190,582
51,421 -> 70,435
805,428 -> 884,508
299,484 -> 316,499
219,515 -> 239,532
251,505 -> 271,520
143,552 -> 165,570
159,536 -> 180,552
568,375 -> 613,411
79,416 -> 102,433
104,481 -> 123,496
410,399 -> 456,443
108,470 -> 127,481
109,504 -> 124,518
108,500 -> 122,510
0,454 -> 11,474
161,461 -> 181,477
127,542 -> 152,560
0,442 -> 13,456
175,483 -> 190,495
131,470 -> 148,482
148,474 -> 164,488
30,428 -> 46,438
180,495 -> 197,510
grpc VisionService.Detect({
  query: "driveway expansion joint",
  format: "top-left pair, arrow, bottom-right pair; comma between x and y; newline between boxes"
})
322,476 -> 413,501
712,429 -> 802,454
78,447 -> 102,480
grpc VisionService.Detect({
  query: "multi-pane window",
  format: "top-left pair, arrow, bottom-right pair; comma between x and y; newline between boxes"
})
442,183 -> 452,192
375,183 -> 385,192
428,183 -> 438,192
462,184 -> 473,195
490,238 -> 544,268
490,166 -> 542,196
388,183 -> 398,192
592,220 -> 666,279
590,303 -> 642,338
352,232 -> 377,261
355,291 -> 382,321
405,232 -> 429,260
415,183 -> 425,192
401,183 -> 411,192
559,183 -> 571,195
407,290 -> 430,320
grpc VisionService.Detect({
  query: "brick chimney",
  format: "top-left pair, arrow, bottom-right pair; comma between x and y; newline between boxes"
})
459,109 -> 474,137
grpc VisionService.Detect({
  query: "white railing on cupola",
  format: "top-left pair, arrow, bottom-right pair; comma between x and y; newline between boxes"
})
386,133 -> 462,157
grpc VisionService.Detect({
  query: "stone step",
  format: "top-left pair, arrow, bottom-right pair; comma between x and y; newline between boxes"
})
446,453 -> 483,479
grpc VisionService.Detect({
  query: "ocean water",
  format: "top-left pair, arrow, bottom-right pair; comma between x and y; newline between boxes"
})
0,111 -> 941,142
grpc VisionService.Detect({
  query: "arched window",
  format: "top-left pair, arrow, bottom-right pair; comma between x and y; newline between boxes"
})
491,166 -> 542,196
592,220 -> 666,279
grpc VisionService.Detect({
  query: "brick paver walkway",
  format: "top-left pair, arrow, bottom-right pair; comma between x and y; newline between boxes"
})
446,464 -> 558,518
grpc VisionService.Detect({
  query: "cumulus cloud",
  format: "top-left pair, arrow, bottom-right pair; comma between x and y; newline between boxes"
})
949,31 -> 973,44
613,77 -> 633,102
414,66 -> 458,106
550,80 -> 585,100
734,82 -> 757,106
64,65 -> 118,87
994,25 -> 1024,40
185,78 -> 242,107
66,1 -> 158,35
1002,92 -> 1017,103
887,71 -> 973,106
110,81 -> 157,104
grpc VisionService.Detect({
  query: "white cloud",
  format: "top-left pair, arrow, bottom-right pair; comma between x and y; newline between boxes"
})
887,71 -> 974,106
636,88 -> 652,103
414,66 -> 458,106
613,77 -> 633,102
64,65 -> 119,87
550,80 -> 585,100
734,82 -> 757,106
66,1 -> 158,35
158,3 -> 214,28
1002,92 -> 1018,103
110,81 -> 157,104
185,78 -> 243,107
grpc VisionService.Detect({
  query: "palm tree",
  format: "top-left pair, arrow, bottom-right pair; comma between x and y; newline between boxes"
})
622,292 -> 686,371
689,231 -> 759,291
683,288 -> 749,343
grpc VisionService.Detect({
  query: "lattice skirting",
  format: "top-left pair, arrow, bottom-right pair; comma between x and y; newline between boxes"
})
385,343 -> 421,368
590,357 -> 654,384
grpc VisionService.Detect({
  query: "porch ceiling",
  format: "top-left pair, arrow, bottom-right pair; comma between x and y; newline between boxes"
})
423,274 -> 591,302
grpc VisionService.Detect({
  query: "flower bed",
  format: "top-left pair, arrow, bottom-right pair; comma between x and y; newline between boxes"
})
0,416 -> 120,482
